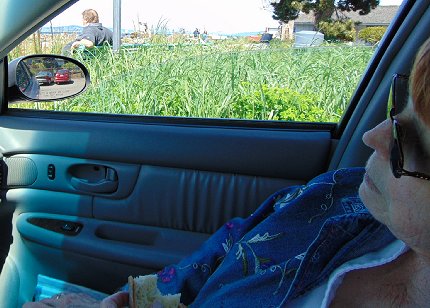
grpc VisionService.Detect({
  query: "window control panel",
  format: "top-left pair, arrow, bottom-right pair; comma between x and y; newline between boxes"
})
27,217 -> 83,236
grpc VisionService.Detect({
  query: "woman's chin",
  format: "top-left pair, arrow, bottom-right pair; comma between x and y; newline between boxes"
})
364,172 -> 381,193
359,182 -> 386,224
358,181 -> 369,205
359,175 -> 372,202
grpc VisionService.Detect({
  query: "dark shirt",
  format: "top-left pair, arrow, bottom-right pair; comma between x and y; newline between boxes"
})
76,23 -> 113,47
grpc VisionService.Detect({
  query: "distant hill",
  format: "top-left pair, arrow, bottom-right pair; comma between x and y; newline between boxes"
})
228,31 -> 261,37
40,25 -> 261,37
40,25 -> 83,34
41,25 -> 142,35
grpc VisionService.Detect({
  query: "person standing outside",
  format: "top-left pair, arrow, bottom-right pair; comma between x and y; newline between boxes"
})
62,9 -> 113,55
193,28 -> 200,39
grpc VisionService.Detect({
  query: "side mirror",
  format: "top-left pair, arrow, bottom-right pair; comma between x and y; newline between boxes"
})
8,54 -> 90,102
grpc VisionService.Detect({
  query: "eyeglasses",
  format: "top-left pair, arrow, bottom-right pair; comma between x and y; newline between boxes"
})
388,74 -> 430,181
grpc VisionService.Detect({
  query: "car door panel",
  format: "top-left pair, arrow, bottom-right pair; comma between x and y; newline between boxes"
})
0,114 -> 333,302
4,154 -> 139,198
0,115 -> 332,179
17,213 -> 211,268
92,165 -> 300,233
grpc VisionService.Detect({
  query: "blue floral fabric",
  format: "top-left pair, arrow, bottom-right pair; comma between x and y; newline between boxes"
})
157,168 -> 396,307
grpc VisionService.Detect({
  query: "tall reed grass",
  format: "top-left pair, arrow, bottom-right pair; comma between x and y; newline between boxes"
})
11,38 -> 374,122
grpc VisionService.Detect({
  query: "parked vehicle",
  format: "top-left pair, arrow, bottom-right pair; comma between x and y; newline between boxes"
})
35,71 -> 54,85
2,0 -> 428,307
54,68 -> 71,84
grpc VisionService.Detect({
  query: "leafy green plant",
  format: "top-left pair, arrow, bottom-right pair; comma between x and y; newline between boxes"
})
232,84 -> 326,121
358,26 -> 387,45
318,19 -> 356,42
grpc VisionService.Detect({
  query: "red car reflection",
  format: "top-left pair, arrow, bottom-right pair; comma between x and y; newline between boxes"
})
55,69 -> 72,84
35,71 -> 54,85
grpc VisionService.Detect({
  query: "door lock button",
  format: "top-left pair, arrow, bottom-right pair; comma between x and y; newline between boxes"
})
61,222 -> 78,232
27,218 -> 83,236
47,164 -> 55,180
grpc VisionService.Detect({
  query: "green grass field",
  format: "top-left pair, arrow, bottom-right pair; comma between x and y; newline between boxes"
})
11,37 -> 374,122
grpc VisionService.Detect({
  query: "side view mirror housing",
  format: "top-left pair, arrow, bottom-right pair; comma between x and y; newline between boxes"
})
8,54 -> 90,103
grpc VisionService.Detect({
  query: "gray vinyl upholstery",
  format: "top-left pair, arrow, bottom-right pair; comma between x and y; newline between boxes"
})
93,165 -> 299,233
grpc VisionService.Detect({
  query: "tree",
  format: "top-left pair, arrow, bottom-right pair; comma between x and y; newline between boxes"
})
269,0 -> 380,26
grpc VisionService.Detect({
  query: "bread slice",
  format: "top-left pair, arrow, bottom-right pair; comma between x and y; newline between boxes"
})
128,275 -> 181,308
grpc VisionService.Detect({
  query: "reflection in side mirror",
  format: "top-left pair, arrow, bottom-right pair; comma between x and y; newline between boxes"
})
16,60 -> 40,99
8,55 -> 90,102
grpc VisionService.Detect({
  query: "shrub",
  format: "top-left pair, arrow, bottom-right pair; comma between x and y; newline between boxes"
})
231,84 -> 327,122
358,26 -> 387,45
318,19 -> 356,42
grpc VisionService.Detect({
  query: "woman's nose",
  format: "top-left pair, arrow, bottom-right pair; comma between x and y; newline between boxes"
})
362,119 -> 392,160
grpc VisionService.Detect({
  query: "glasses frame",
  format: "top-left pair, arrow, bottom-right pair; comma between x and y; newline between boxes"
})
388,74 -> 430,181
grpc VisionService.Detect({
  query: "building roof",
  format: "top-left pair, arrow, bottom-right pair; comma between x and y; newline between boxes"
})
295,5 -> 400,25
295,11 -> 315,24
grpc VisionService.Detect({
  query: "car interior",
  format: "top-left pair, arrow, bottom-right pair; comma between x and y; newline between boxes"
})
0,0 -> 428,306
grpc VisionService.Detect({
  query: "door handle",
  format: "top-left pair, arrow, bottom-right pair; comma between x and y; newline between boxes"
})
69,164 -> 118,193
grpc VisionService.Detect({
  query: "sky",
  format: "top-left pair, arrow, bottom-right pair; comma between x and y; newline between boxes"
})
50,0 -> 404,34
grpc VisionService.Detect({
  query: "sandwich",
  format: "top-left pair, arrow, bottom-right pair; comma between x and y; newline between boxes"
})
128,275 -> 182,308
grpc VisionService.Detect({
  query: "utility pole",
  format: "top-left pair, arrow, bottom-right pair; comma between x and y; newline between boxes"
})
113,0 -> 121,52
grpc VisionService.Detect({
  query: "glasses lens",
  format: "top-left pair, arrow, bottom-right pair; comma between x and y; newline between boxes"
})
389,74 -> 409,117
390,120 -> 404,178
390,142 -> 402,178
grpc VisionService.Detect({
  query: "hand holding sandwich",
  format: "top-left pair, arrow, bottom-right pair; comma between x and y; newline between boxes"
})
100,291 -> 129,308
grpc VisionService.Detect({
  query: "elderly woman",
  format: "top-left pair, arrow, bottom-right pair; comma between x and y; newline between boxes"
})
330,38 -> 430,306
27,38 -> 430,308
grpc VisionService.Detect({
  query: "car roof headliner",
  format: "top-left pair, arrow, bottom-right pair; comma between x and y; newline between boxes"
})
0,0 -> 76,59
